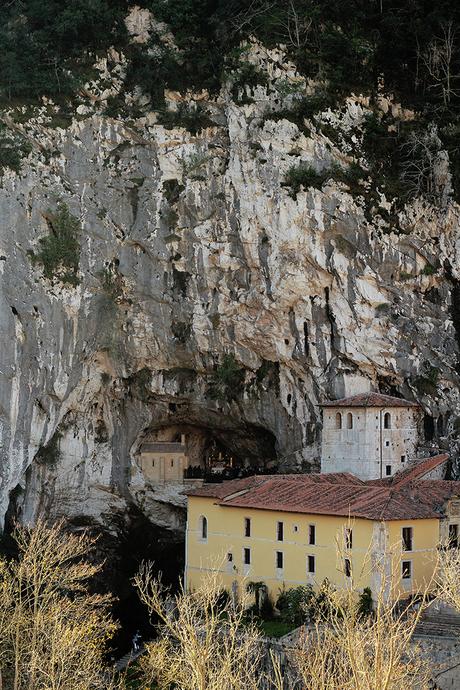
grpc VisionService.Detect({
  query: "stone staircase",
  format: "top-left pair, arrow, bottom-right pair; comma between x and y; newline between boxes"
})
415,613 -> 460,640
114,646 -> 145,672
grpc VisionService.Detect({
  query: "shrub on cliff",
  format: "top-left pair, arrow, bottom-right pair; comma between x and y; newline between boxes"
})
209,354 -> 246,402
29,204 -> 81,286
0,124 -> 32,174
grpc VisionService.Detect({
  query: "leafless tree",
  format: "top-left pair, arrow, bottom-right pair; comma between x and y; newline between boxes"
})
135,536 -> 437,690
419,21 -> 460,107
134,564 -> 264,690
435,541 -> 460,612
277,1 -> 312,50
230,0 -> 277,36
0,520 -> 120,690
399,125 -> 446,202
283,542 -> 435,690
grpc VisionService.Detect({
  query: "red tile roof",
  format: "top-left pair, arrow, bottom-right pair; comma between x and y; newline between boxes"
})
392,454 -> 448,487
219,477 -> 460,520
141,442 -> 185,453
368,454 -> 449,487
184,472 -> 363,500
321,392 -> 419,408
187,464 -> 460,521
185,475 -> 269,500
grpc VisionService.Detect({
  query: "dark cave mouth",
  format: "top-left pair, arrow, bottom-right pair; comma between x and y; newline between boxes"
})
137,421 -> 278,478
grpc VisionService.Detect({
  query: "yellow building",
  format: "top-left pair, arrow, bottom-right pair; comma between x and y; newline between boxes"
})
185,454 -> 459,602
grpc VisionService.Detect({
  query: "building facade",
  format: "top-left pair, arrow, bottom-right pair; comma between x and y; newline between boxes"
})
185,456 -> 456,602
321,393 -> 419,480
139,435 -> 189,482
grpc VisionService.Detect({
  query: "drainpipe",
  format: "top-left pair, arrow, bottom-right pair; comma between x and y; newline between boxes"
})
379,409 -> 383,479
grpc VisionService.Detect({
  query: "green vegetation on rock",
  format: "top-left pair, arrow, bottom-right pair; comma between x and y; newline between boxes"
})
0,0 -> 126,101
284,161 -> 366,199
0,123 -> 31,174
29,204 -> 81,286
0,1 -> 460,198
210,354 -> 246,401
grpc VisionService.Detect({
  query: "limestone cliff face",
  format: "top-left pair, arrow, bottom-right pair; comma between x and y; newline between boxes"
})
1,37 -> 460,531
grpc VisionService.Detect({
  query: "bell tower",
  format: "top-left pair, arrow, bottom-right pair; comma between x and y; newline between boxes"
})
320,393 -> 419,480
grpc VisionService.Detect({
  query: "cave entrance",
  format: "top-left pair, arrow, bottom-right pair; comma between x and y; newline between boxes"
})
138,423 -> 277,483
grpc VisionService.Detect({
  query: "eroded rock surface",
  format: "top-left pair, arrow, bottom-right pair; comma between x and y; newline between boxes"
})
1,41 -> 460,531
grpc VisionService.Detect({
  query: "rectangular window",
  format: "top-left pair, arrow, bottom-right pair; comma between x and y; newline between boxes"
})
401,455 -> 406,463
385,440 -> 390,447
171,459 -> 174,467
276,551 -> 283,569
227,552 -> 233,562
244,548 -> 251,565
277,521 -> 284,542
385,465 -> 392,476
402,561 -> 412,579
152,459 -> 155,467
309,524 -> 316,545
449,523 -> 458,548
344,558 -> 351,577
402,527 -> 413,552
345,528 -> 353,549
244,517 -> 251,537
307,555 -> 315,574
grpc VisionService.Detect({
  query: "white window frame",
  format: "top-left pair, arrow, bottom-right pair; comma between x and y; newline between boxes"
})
277,521 -> 284,542
402,560 -> 412,581
402,526 -> 413,552
243,547 -> 251,575
244,517 -> 251,538
275,550 -> 284,577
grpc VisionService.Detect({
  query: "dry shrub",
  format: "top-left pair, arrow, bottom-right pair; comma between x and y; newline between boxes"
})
0,520 -> 120,690
134,564 -> 264,690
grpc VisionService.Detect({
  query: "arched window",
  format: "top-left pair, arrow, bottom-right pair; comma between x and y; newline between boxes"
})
199,516 -> 208,540
336,412 -> 342,429
347,412 -> 353,429
383,412 -> 391,429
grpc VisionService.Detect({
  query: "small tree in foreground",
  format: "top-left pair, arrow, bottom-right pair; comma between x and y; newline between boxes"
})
134,566 -> 264,690
435,540 -> 460,612
281,545 -> 435,690
0,520 -> 119,690
287,587 -> 431,690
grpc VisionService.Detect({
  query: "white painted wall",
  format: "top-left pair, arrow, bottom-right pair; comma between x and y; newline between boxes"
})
321,406 -> 418,480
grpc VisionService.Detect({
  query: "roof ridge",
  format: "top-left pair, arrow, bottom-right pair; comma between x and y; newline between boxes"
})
321,392 -> 418,408
392,453 -> 449,488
